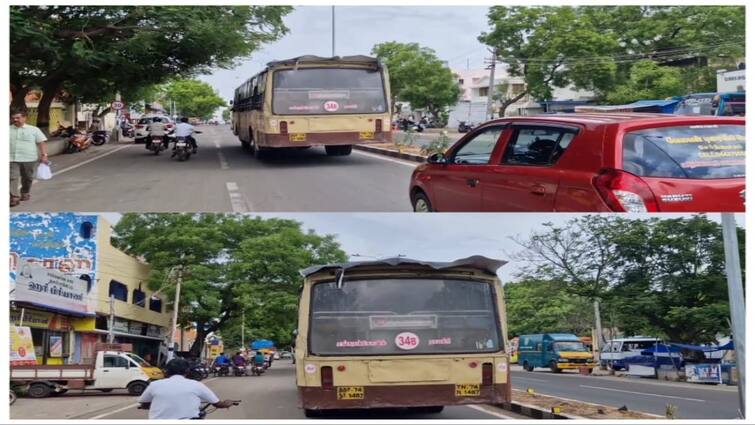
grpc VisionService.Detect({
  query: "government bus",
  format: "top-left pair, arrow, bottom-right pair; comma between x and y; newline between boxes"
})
295,256 -> 511,417
231,55 -> 392,159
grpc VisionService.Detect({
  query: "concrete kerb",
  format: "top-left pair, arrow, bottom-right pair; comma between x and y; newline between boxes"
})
353,144 -> 426,163
496,401 -> 580,420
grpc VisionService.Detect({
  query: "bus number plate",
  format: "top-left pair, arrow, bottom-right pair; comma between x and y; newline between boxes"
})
337,386 -> 365,400
289,133 -> 307,142
359,131 -> 375,140
455,384 -> 480,397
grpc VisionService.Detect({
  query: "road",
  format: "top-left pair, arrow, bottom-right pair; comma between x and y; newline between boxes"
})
15,125 -> 415,212
11,363 -> 521,420
510,368 -> 740,419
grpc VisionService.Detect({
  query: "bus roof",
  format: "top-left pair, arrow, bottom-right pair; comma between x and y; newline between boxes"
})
266,55 -> 381,68
300,255 -> 507,277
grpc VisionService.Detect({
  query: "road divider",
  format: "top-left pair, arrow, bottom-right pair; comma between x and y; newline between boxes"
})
353,144 -> 426,164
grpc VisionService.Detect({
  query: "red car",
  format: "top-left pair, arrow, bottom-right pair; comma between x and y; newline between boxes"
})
410,113 -> 745,212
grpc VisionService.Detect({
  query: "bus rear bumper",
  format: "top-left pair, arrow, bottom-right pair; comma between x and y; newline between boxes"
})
298,383 -> 510,410
262,131 -> 392,148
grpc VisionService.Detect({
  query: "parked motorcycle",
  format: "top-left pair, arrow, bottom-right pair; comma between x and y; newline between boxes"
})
90,130 -> 108,146
187,362 -> 209,381
51,124 -> 77,138
399,118 -> 425,133
65,131 -> 92,154
457,121 -> 475,133
172,136 -> 193,161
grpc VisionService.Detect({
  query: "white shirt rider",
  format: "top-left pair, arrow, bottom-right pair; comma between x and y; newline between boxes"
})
174,122 -> 195,138
139,374 -> 221,419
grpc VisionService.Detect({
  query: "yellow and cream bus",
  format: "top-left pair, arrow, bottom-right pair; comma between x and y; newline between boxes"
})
295,256 -> 511,417
231,55 -> 392,159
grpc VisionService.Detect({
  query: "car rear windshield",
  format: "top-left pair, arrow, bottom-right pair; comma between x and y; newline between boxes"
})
273,68 -> 387,115
309,278 -> 501,356
622,124 -> 745,179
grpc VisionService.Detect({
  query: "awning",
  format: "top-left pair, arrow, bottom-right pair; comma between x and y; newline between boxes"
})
669,341 -> 735,352
300,255 -> 508,278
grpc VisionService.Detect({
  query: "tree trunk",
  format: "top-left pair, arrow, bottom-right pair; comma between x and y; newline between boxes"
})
36,79 -> 63,134
10,85 -> 30,113
189,325 -> 208,358
498,91 -> 529,117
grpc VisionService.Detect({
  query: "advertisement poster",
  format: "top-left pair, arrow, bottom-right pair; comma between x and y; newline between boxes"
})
10,326 -> 37,365
685,363 -> 722,384
49,335 -> 63,358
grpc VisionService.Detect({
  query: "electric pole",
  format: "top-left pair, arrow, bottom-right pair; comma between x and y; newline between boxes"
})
107,295 -> 115,343
593,299 -> 603,352
485,48 -> 497,120
167,266 -> 183,362
331,6 -> 336,57
241,309 -> 245,349
721,213 -> 745,418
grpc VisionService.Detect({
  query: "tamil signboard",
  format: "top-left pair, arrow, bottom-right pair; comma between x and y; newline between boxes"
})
14,261 -> 93,316
685,363 -> 722,384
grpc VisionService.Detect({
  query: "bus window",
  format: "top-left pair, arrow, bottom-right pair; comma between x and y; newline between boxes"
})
309,278 -> 501,356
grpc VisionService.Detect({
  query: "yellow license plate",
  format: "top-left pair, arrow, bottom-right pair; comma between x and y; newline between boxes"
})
337,386 -> 365,400
359,131 -> 375,140
289,133 -> 306,142
455,384 -> 481,397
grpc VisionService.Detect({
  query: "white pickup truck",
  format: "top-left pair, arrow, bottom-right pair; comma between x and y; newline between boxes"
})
10,344 -> 164,398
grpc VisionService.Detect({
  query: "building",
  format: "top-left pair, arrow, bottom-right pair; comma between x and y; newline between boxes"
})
10,213 -> 172,365
717,68 -> 746,93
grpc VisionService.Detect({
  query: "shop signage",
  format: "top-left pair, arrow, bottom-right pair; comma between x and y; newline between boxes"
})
14,261 -> 93,315
10,308 -> 70,330
129,321 -> 146,336
685,363 -> 722,384
112,317 -> 129,333
147,325 -> 162,338
10,326 -> 37,366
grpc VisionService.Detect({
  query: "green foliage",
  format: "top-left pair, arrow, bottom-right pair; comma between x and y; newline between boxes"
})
112,213 -> 346,354
222,108 -> 231,121
606,60 -> 685,104
512,215 -> 744,344
421,132 -> 451,156
158,79 -> 226,120
394,127 -> 419,151
371,42 -> 460,119
505,280 -> 593,337
479,6 -> 744,102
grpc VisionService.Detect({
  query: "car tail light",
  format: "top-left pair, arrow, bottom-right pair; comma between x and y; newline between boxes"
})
482,363 -> 493,386
593,169 -> 660,213
280,121 -> 288,135
136,125 -> 144,129
375,119 -> 383,133
321,366 -> 333,389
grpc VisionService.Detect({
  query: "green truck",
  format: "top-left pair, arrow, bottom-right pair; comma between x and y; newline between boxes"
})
518,333 -> 596,373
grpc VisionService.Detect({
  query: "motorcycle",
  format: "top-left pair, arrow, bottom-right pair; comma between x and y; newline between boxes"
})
399,118 -> 425,133
90,130 -> 108,146
457,121 -> 475,133
251,363 -> 265,376
65,131 -> 92,154
214,364 -> 230,377
187,362 -> 209,381
172,136 -> 193,161
147,135 -> 166,155
51,124 -> 77,138
138,401 -> 240,419
232,364 -> 246,377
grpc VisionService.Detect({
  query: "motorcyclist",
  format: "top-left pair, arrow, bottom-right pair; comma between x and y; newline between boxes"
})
138,358 -> 236,419
232,351 -> 246,374
253,351 -> 265,367
174,117 -> 200,154
213,352 -> 231,373
146,117 -> 169,150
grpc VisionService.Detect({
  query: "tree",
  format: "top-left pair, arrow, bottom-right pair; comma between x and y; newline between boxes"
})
112,213 -> 346,356
158,79 -> 226,120
505,279 -> 593,337
222,108 -> 231,122
371,42 -> 460,119
10,6 -> 292,131
606,60 -> 684,104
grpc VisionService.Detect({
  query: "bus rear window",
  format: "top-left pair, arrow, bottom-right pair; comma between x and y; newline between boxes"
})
272,68 -> 387,115
309,278 -> 501,356
622,125 -> 745,179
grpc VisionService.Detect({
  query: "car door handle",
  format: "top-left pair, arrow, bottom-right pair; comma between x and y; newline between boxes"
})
530,185 -> 546,196
467,178 -> 479,188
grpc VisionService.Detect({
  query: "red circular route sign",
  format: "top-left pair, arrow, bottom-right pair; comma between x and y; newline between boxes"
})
395,332 -> 420,350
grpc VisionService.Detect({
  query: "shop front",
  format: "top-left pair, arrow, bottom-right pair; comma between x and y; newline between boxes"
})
10,308 -> 73,365
95,316 -> 165,362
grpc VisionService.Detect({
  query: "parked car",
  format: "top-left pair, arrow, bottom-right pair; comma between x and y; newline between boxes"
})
134,115 -> 175,143
600,337 -> 662,371
410,114 -> 745,212
518,333 -> 596,373
279,351 -> 292,360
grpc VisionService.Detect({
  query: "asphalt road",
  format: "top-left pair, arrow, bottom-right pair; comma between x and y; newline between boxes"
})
14,363 -> 519,420
14,125 -> 415,212
510,368 -> 740,419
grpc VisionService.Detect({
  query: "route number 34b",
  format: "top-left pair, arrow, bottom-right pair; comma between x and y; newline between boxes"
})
395,332 -> 420,350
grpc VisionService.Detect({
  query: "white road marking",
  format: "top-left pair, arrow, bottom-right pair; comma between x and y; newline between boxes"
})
514,376 -> 546,382
464,404 -> 516,419
48,145 -> 133,176
214,139 -> 222,149
353,149 -> 419,168
89,403 -> 139,420
218,151 -> 229,170
579,385 -> 705,402
226,182 -> 251,212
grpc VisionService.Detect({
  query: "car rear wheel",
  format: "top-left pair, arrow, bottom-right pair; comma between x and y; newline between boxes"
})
412,191 -> 434,212
127,381 -> 147,396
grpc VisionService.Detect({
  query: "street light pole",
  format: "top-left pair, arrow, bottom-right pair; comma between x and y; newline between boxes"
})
167,266 -> 183,362
331,6 -> 336,57
721,213 -> 745,418
241,309 -> 245,349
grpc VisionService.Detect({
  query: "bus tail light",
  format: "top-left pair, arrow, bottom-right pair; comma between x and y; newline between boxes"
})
375,119 -> 383,133
321,366 -> 333,389
482,363 -> 493,386
280,121 -> 288,135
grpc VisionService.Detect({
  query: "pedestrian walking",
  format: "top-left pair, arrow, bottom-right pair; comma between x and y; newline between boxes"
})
10,110 -> 49,207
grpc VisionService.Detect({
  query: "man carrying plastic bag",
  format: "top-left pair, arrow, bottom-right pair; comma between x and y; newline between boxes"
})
10,109 -> 49,207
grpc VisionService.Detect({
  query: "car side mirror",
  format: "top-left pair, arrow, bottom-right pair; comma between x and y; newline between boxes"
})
427,153 -> 447,165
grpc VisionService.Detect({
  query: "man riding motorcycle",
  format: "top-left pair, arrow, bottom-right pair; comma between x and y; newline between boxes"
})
138,358 -> 236,419
174,117 -> 200,154
146,117 -> 170,150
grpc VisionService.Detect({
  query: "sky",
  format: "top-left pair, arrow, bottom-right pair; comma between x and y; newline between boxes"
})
199,6 -> 492,102
98,212 -> 744,283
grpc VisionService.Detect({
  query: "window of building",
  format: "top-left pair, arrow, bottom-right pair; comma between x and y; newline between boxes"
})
132,289 -> 146,307
458,78 -> 464,85
149,297 -> 163,313
79,274 -> 93,292
109,280 -> 128,302
478,87 -> 489,97
79,221 -> 94,239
